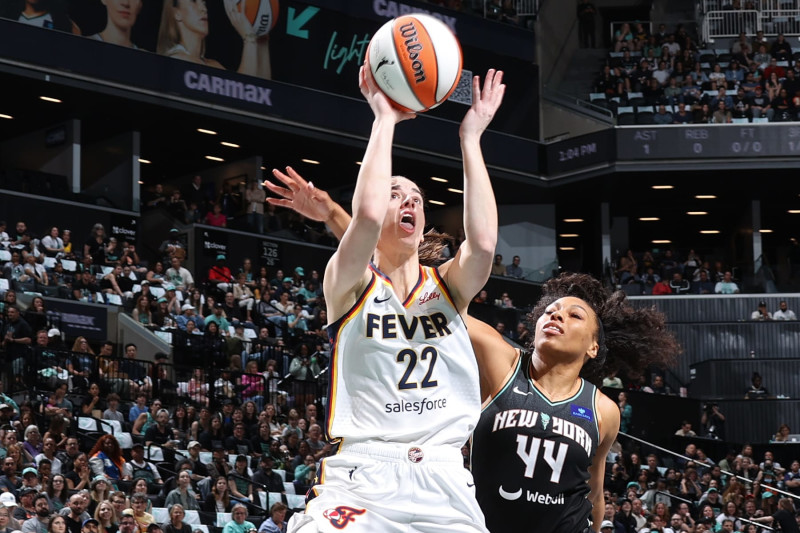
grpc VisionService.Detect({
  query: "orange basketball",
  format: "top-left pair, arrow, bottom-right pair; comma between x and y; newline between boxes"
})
239,0 -> 279,37
367,14 -> 463,113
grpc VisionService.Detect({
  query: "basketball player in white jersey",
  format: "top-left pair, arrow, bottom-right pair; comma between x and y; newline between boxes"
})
286,66 -> 504,532
269,172 -> 678,533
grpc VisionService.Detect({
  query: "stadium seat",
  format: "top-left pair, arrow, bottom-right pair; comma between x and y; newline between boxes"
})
286,494 -> 306,510
617,106 -> 636,125
590,92 -> 607,102
732,118 -> 749,124
636,112 -> 655,125
216,513 -> 231,527
752,117 -> 769,123
152,508 -> 168,523
283,482 -> 295,494
273,469 -> 286,482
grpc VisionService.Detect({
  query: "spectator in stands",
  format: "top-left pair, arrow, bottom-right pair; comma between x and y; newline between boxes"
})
228,456 -> 254,504
773,300 -> 796,320
121,444 -> 161,489
652,278 -> 672,295
157,231 -> 185,266
613,23 -> 633,52
22,492 -> 51,533
653,104 -> 673,125
203,204 -> 227,228
2,306 -> 32,389
765,69 -> 783,100
208,255 -> 234,293
164,473 -> 199,512
251,454 -> 283,494
0,456 -> 20,493
505,255 -> 523,278
714,271 -> 739,294
72,271 -> 100,303
93,502 -> 115,533
652,60 -> 670,87
771,88 -> 793,122
692,271 -> 715,294
35,438 -> 62,475
642,77 -> 663,105
42,227 -> 65,258
745,372 -> 770,399
132,297 -> 155,327
57,437 -> 81,475
84,224 -> 108,266
783,69 -> 800,101
199,417 -> 226,453
663,78 -> 681,104
259,502 -> 287,533
669,272 -> 691,295
100,266 -> 131,304
712,101 -> 733,124
749,86 -> 772,121
751,301 -> 773,321
772,34 -> 793,61
222,504 -> 254,533
143,409 -> 175,449
165,258 -> 193,292
122,493 -> 153,533
88,436 -> 125,484
731,88 -> 750,120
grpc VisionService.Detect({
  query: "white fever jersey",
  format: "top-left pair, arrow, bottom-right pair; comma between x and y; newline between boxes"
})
325,264 -> 480,447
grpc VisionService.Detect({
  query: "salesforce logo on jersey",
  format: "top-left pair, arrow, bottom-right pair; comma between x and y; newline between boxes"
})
570,404 -> 594,422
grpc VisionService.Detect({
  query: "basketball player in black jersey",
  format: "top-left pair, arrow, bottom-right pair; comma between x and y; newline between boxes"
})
265,170 -> 678,533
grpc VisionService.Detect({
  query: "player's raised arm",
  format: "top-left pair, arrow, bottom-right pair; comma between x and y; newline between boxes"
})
323,66 -> 414,319
266,166 -> 351,240
441,69 -> 505,312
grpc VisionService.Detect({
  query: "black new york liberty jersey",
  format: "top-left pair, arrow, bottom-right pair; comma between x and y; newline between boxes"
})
472,351 -> 600,533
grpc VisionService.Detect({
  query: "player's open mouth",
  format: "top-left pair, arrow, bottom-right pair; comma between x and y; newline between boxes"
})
542,322 -> 563,334
400,210 -> 415,232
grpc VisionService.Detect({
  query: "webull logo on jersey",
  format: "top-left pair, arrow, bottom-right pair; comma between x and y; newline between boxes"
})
492,409 -> 592,457
498,486 -> 565,504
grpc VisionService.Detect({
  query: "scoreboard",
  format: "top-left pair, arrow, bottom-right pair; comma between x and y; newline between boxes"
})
617,124 -> 800,160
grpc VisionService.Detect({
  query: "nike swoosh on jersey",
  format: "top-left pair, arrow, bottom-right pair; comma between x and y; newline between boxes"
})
374,296 -> 391,303
512,386 -> 535,396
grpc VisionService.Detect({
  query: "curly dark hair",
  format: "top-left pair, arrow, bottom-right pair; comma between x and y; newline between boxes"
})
528,273 -> 680,384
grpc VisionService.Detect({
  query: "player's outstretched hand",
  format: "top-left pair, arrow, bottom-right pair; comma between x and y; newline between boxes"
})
359,63 -> 416,124
459,69 -> 506,141
266,167 -> 333,223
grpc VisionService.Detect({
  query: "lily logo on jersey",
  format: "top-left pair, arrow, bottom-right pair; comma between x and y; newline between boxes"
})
322,506 -> 366,529
570,404 -> 594,422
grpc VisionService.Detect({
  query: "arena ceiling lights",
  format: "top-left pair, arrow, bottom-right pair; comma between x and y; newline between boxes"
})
0,114 -> 12,120
197,128 -> 217,135
695,195 -> 716,199
39,96 -> 61,103
221,142 -> 240,148
301,159 -> 320,165
205,155 -> 224,162
686,211 -> 708,215
428,200 -> 445,206
639,217 -> 660,221
651,185 -> 673,190
562,218 -> 583,223
430,177 -> 448,183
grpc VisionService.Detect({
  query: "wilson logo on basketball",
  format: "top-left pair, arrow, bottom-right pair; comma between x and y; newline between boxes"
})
322,506 -> 366,529
399,22 -> 427,83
